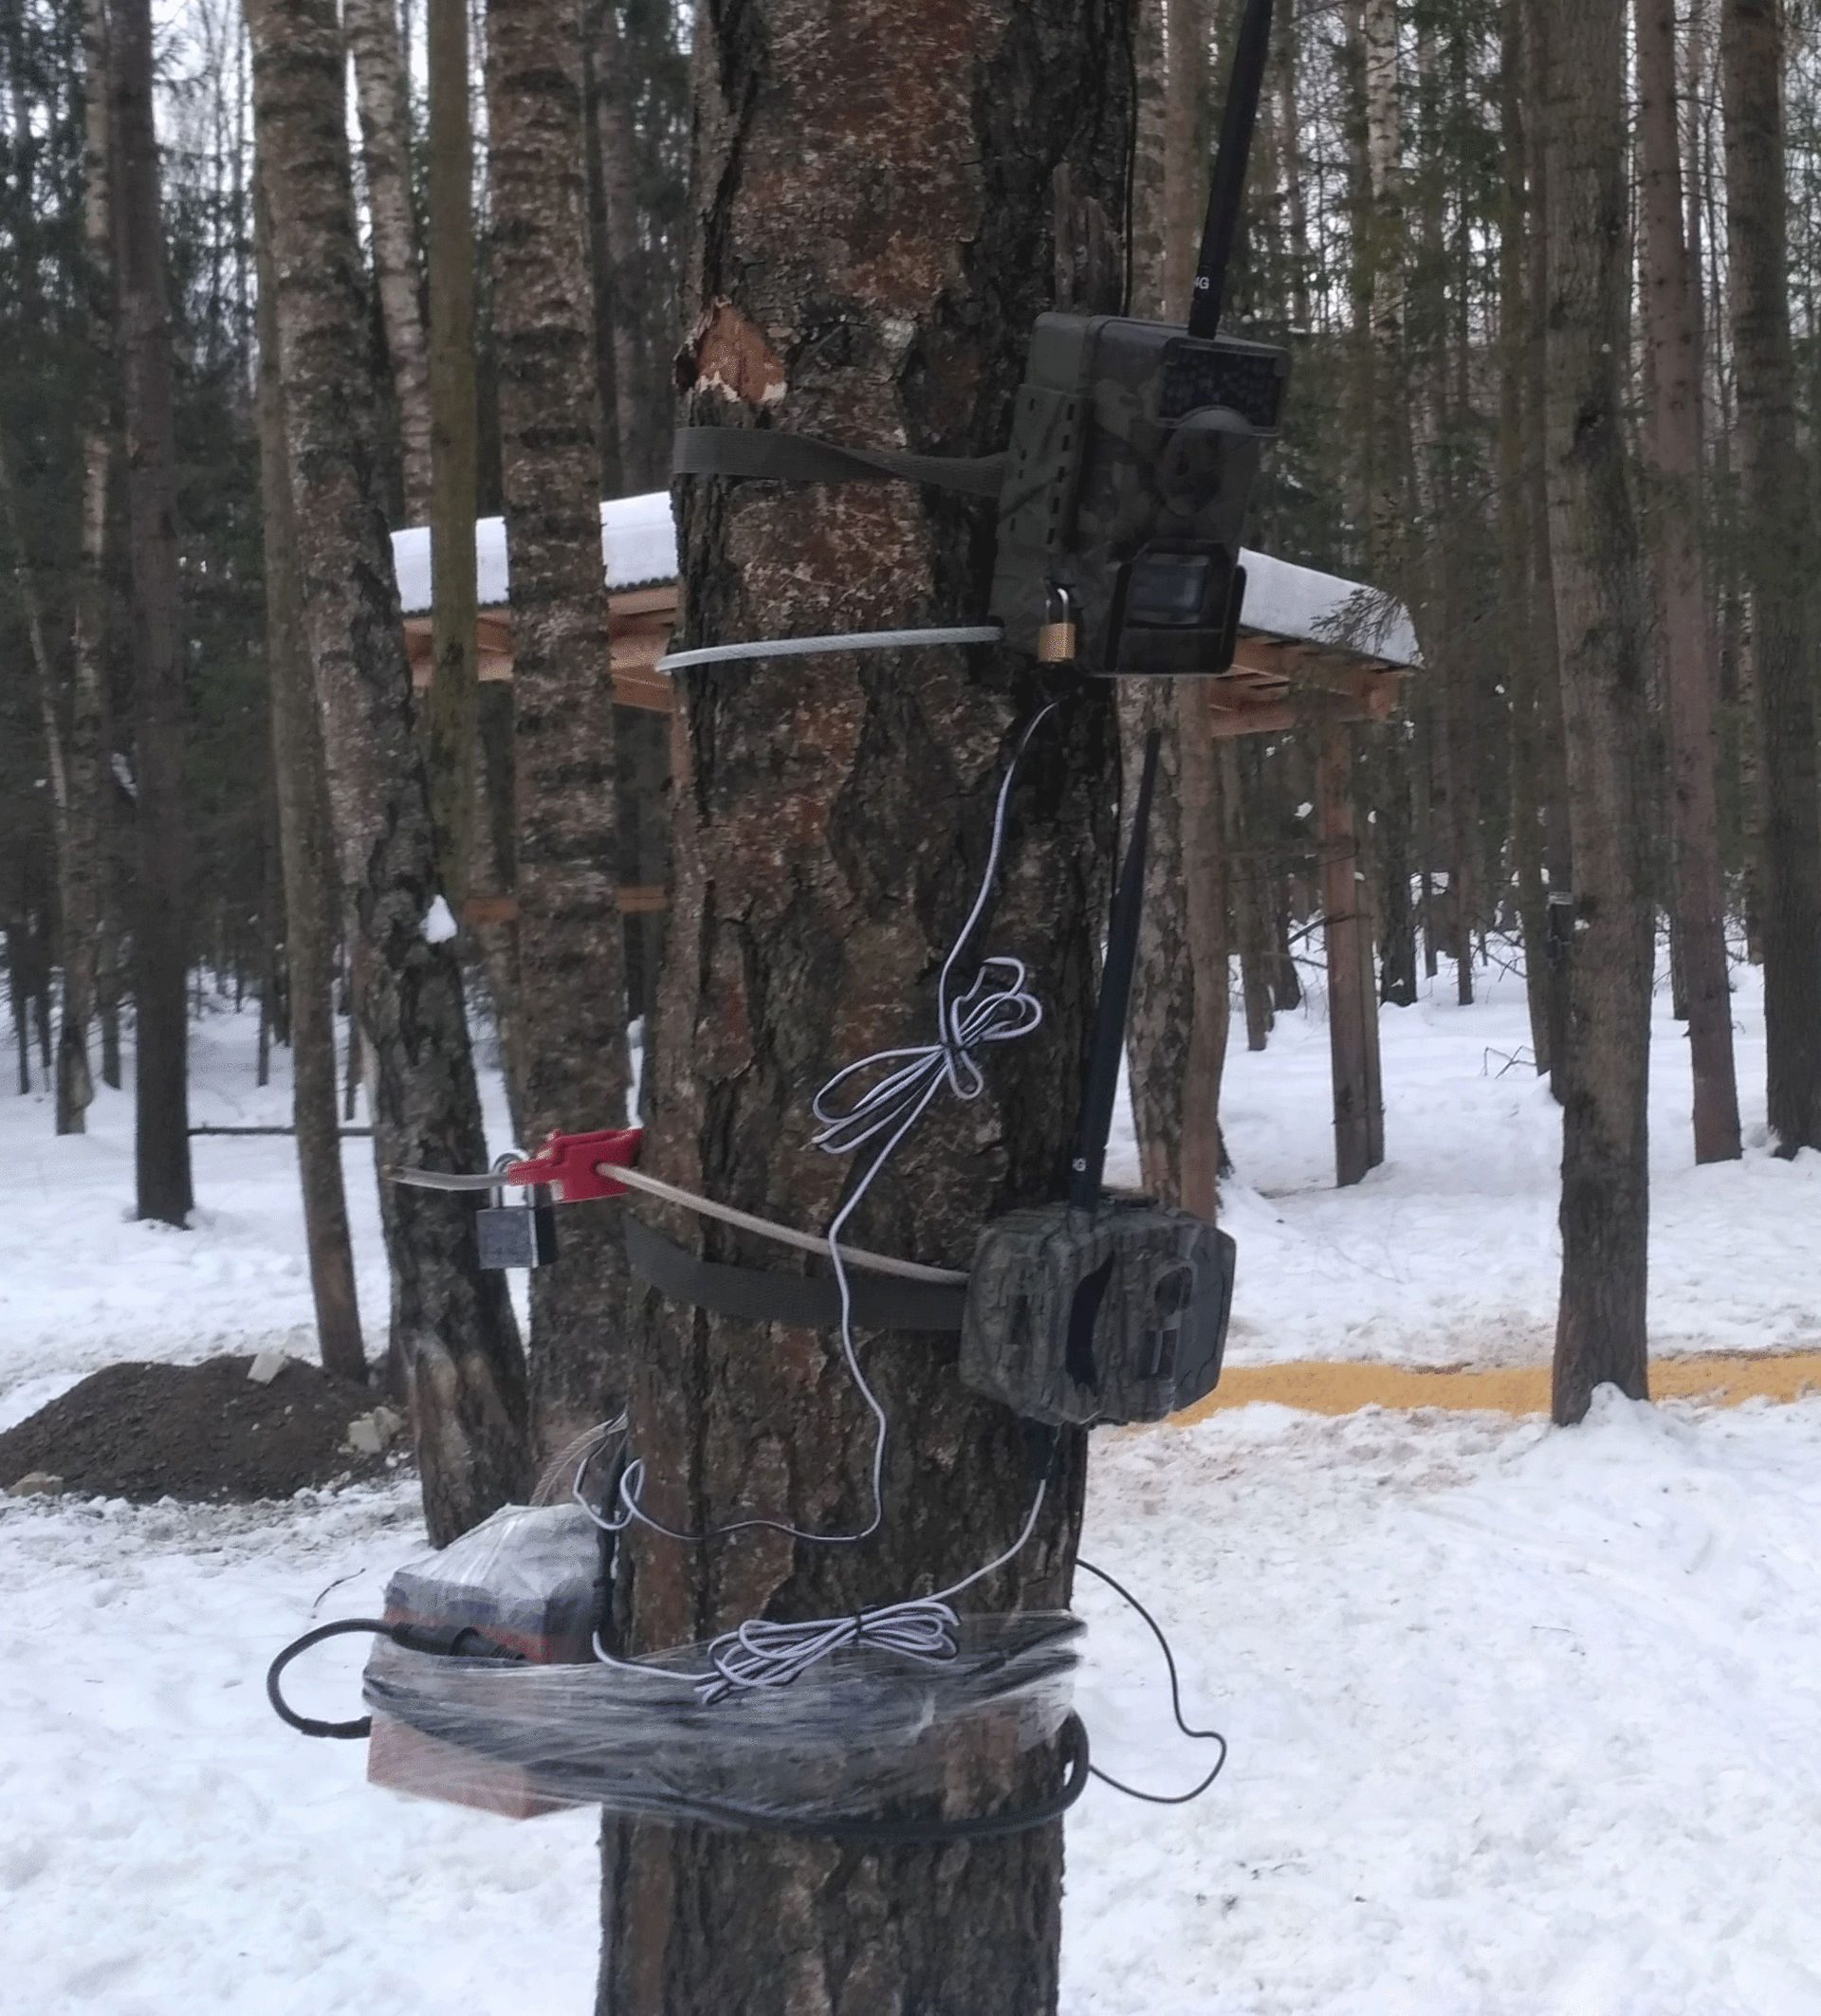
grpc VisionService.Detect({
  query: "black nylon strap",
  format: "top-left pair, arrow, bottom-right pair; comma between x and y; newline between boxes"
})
623,1213 -> 966,1332
674,425 -> 1007,500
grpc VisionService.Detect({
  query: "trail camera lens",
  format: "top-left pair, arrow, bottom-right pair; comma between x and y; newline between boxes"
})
1124,552 -> 1217,628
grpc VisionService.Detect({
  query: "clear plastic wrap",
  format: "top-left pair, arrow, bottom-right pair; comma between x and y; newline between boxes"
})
380,1501 -> 605,1663
361,1610 -> 1081,1830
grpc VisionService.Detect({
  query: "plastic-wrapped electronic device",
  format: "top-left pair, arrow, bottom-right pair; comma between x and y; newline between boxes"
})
988,314 -> 1288,673
960,1197 -> 1235,1426
366,1501 -> 605,1818
362,1609 -> 1081,1830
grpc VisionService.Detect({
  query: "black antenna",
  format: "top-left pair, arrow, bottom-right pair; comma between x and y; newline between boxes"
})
1068,728 -> 1162,1208
1186,0 -> 1275,339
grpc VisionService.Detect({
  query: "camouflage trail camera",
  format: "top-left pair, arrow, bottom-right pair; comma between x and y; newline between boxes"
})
988,316 -> 1288,676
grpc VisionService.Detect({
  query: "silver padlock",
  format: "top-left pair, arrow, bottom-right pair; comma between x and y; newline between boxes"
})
475,1177 -> 558,1271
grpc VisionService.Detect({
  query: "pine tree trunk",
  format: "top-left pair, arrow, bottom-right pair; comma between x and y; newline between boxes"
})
586,1 -> 648,492
1637,0 -> 1738,1164
1277,0 -> 1310,331
1539,0 -> 1653,1424
1499,0 -> 1550,1072
597,0 -> 1131,2005
247,0 -> 529,1542
1162,0 -> 1205,319
484,0 -> 635,1464
114,0 -> 193,1227
345,0 -> 432,523
253,156 -> 367,1385
1132,0 -> 1168,319
52,0 -> 113,1137
1722,0 -> 1821,1156
426,0 -> 480,905
578,0 -> 622,496
1127,681 -> 1229,1218
1523,0 -> 1572,1094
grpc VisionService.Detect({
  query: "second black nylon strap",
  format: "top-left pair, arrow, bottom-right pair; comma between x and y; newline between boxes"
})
623,1214 -> 966,1332
674,425 -> 1007,500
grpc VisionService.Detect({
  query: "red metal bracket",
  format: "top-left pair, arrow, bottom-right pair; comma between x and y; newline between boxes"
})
505,1127 -> 641,1203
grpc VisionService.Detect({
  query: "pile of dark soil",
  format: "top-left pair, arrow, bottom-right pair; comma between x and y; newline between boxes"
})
0,1354 -> 397,1503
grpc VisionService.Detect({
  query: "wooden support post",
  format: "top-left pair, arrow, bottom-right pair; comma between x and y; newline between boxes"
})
1318,719 -> 1383,1186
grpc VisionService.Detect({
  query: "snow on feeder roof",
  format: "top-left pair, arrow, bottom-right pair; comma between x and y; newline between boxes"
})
391,490 -> 1419,738
390,491 -> 680,615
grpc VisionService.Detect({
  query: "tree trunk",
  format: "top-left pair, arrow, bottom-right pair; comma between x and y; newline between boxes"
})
1229,742 -> 1274,1051
1132,0 -> 1168,319
484,0 -> 635,1464
1499,0 -> 1550,1073
426,0 -> 480,905
247,0 -> 529,1542
1637,0 -> 1738,1164
0,435 -> 78,1114
1723,0 -> 1821,1156
253,155 -> 368,1384
1540,0 -> 1653,1425
598,0 -> 1131,2005
585,0 -> 646,491
578,0 -> 623,496
1277,0 -> 1310,332
1162,0 -> 1205,320
51,0 -> 114,1137
345,0 -> 432,523
1524,0 -> 1572,1094
114,0 -> 193,1227
1127,681 -> 1229,1219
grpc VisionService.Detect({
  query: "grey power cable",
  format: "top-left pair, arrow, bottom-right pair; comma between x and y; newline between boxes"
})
657,624 -> 1002,672
583,705 -> 1062,1690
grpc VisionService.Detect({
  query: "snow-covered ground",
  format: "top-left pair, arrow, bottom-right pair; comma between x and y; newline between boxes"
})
1201,952 -> 1821,1366
3,957 -> 1820,2013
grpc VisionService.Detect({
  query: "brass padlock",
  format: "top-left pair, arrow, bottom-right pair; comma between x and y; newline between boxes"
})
1037,584 -> 1077,664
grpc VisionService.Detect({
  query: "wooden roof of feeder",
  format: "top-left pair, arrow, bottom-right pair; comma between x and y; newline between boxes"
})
391,494 -> 1420,731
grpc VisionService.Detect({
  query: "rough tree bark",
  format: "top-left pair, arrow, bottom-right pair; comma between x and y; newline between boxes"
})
1132,0 -> 1168,320
1127,681 -> 1229,1215
253,156 -> 367,1384
1499,0 -> 1550,1073
54,0 -> 114,1136
1722,0 -> 1821,1156
0,434 -> 87,1128
345,0 -> 432,523
597,0 -> 1132,2007
1540,0 -> 1653,1424
1121,0 -> 1230,1212
247,0 -> 529,1542
115,0 -> 193,1226
585,0 -> 646,491
1637,0 -> 1738,1165
1162,0 -> 1205,318
1524,0 -> 1573,1097
426,0 -> 481,906
484,0 -> 635,1463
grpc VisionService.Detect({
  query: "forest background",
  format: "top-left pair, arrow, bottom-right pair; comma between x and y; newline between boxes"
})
3,0 -> 1820,1457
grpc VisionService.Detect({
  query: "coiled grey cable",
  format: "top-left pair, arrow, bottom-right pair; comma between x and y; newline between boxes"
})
582,705 -> 1062,1669
591,1461 -> 1053,1704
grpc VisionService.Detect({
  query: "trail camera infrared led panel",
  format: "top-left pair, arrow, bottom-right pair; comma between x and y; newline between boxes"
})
988,314 -> 1289,675
959,1197 -> 1236,1427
